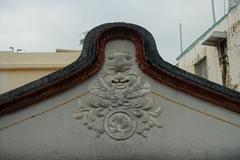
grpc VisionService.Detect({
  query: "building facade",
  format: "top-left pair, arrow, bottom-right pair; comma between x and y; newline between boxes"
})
177,0 -> 240,91
0,49 -> 80,94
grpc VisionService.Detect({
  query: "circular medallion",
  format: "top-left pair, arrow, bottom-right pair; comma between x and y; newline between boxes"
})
104,109 -> 136,140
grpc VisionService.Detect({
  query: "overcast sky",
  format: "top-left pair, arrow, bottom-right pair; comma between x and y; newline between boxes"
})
0,0 -> 227,64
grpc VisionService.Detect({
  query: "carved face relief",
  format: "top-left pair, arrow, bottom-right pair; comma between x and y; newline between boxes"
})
102,52 -> 138,90
74,48 -> 162,140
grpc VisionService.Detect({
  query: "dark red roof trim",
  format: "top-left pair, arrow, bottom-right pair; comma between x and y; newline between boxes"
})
0,22 -> 240,116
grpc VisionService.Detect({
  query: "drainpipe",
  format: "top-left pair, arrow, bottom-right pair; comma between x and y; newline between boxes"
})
217,40 -> 229,87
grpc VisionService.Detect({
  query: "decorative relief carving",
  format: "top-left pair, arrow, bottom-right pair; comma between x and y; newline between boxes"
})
73,50 -> 162,140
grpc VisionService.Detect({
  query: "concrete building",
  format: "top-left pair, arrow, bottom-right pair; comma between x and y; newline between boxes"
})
0,49 -> 80,94
177,0 -> 240,91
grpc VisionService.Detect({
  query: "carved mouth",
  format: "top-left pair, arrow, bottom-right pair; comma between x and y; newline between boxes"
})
112,79 -> 130,89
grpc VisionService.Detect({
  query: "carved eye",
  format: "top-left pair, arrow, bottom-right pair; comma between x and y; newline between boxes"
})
121,67 -> 130,73
108,67 -> 117,74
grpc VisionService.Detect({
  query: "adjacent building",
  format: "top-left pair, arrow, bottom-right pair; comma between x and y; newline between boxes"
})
177,0 -> 240,91
0,30 -> 90,94
0,49 -> 80,94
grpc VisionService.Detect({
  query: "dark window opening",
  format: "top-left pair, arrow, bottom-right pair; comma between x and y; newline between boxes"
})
195,57 -> 208,79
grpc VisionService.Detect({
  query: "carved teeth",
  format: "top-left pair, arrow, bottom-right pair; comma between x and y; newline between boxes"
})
112,79 -> 130,84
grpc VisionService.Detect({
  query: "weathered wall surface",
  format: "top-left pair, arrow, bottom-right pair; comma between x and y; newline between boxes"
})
0,40 -> 240,160
177,45 -> 223,85
227,4 -> 240,91
177,3 -> 240,91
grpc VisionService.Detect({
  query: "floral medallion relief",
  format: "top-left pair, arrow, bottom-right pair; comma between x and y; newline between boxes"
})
74,46 -> 162,140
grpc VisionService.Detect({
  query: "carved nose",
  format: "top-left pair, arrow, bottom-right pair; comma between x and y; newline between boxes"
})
116,73 -> 123,80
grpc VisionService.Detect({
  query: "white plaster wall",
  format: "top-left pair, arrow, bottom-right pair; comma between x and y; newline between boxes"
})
0,40 -> 240,160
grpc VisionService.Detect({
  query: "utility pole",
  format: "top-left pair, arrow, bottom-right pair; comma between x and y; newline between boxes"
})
211,0 -> 216,23
179,23 -> 183,53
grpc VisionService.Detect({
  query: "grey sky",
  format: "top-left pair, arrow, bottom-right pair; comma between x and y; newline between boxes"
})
0,0 -> 227,64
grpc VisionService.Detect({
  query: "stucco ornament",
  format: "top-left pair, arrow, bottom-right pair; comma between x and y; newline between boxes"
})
74,50 -> 162,140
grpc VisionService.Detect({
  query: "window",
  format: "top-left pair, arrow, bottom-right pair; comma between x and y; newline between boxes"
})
195,57 -> 208,79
